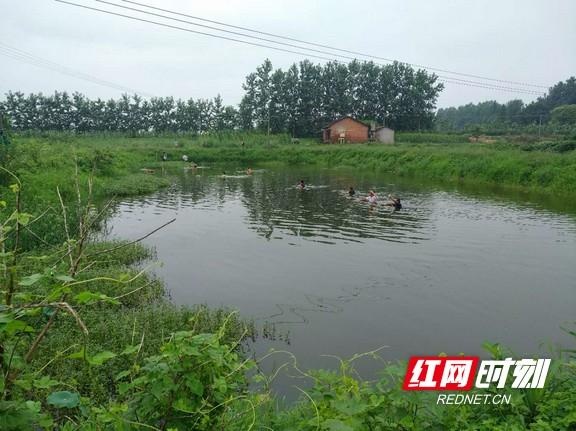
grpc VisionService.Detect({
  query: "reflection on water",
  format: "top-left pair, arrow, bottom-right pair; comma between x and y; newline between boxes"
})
116,168 -> 439,245
105,166 -> 576,393
242,176 -> 433,245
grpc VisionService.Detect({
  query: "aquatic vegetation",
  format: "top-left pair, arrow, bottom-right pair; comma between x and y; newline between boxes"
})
100,173 -> 170,196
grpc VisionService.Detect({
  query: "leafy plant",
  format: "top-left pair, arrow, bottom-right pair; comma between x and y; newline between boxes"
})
116,325 -> 254,430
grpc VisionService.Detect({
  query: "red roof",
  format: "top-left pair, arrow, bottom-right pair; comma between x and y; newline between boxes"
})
322,116 -> 370,129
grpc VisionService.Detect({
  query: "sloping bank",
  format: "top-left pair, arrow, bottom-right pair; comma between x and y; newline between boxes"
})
172,144 -> 576,195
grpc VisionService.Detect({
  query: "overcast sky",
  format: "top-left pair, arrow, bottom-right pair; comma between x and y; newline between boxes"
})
1,0 -> 575,109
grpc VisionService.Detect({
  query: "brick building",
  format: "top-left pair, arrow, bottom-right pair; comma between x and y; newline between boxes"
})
322,116 -> 370,143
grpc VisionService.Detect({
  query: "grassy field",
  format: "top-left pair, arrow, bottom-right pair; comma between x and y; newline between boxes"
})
1,132 -> 575,430
9,131 -> 576,193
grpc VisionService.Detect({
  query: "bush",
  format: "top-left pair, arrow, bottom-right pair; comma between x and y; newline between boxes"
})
101,173 -> 170,196
117,329 -> 254,430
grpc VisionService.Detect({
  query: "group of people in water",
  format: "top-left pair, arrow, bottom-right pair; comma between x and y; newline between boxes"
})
298,180 -> 402,210
359,189 -> 402,209
165,153 -> 402,210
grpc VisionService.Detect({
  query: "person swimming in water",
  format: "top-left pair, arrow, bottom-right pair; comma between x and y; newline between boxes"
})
385,194 -> 402,210
246,167 -> 254,175
362,190 -> 377,204
348,186 -> 356,197
298,179 -> 306,189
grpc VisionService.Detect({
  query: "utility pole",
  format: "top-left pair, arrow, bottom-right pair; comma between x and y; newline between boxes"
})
0,113 -> 9,146
267,104 -> 271,146
268,105 -> 270,138
538,114 -> 542,140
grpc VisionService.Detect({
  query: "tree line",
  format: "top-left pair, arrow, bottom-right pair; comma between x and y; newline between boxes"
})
0,92 -> 238,135
239,59 -> 443,135
0,59 -> 443,137
436,77 -> 576,131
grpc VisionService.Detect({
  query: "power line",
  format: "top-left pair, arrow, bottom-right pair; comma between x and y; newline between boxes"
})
0,42 -> 154,97
0,48 -> 136,94
54,0 -> 338,62
435,113 -> 548,119
0,43 -> 153,96
54,0 -> 546,96
438,78 -> 543,96
93,0 -> 546,96
95,0 -> 362,60
120,0 -> 549,90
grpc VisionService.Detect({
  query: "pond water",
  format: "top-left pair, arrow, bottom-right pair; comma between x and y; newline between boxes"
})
105,166 -> 576,392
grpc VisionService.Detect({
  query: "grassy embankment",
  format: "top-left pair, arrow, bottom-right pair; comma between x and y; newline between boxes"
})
1,132 -> 256,424
13,131 -> 576,197
1,131 -> 575,429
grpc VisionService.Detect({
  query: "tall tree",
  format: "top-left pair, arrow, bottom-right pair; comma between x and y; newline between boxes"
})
254,59 -> 273,132
239,73 -> 257,130
296,60 -> 322,137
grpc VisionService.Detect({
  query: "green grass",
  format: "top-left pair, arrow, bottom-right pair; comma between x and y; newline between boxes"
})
3,133 -> 575,252
100,173 -> 170,196
7,133 -> 576,195
2,131 -> 576,429
16,241 -> 255,406
396,131 -> 473,143
164,140 -> 575,195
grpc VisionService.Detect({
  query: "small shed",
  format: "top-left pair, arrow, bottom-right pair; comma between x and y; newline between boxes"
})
374,127 -> 395,144
322,116 -> 370,143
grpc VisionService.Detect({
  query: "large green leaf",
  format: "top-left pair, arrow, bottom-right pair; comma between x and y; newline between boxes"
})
15,212 -> 32,226
46,391 -> 80,409
0,319 -> 34,335
68,348 -> 86,360
68,349 -> 117,365
323,419 -> 354,431
33,376 -> 61,389
55,274 -> 75,283
74,291 -> 119,305
120,344 -> 140,355
19,273 -> 43,286
185,376 -> 204,397
173,398 -> 197,413
88,351 -> 117,366
332,399 -> 368,416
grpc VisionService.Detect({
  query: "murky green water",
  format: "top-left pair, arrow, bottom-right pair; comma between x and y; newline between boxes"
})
106,166 -> 576,388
